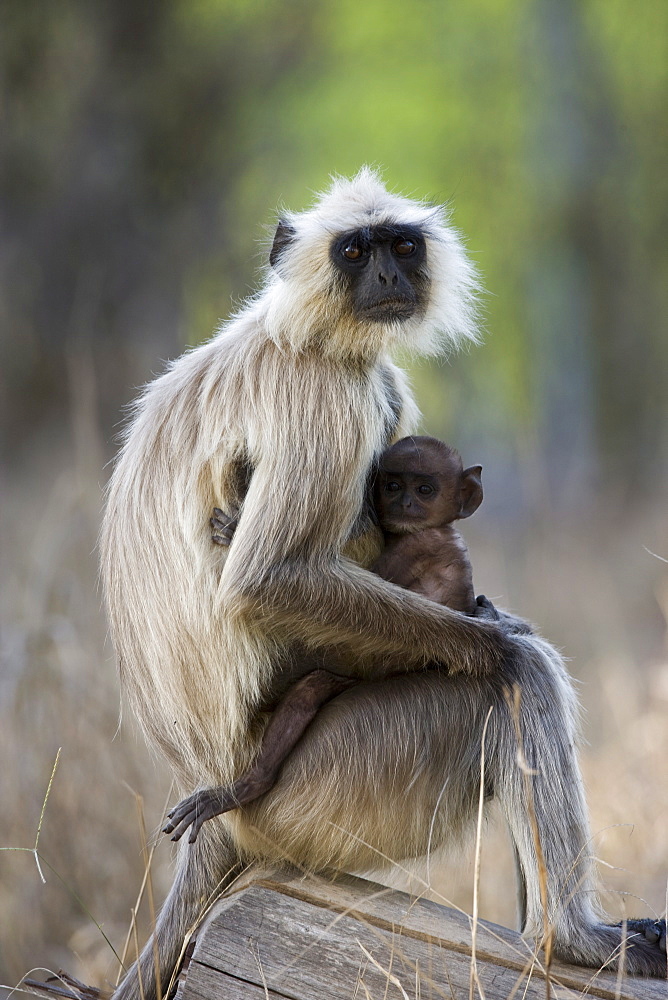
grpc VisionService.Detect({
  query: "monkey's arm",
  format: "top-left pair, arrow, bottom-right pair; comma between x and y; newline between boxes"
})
163,669 -> 357,842
219,363 -> 514,677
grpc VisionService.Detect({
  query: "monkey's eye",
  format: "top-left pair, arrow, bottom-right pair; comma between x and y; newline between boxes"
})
417,484 -> 434,495
393,239 -> 417,256
342,243 -> 363,260
384,482 -> 401,492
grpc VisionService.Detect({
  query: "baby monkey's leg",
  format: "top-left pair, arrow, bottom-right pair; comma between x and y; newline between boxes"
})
163,669 -> 358,843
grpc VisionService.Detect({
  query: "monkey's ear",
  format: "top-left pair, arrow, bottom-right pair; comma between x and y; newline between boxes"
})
458,465 -> 483,519
270,219 -> 297,269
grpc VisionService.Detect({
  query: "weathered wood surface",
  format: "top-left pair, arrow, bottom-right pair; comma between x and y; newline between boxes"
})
174,867 -> 667,1000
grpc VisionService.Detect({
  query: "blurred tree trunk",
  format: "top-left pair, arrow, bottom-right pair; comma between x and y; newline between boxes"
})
0,0 -> 315,462
525,0 -> 667,510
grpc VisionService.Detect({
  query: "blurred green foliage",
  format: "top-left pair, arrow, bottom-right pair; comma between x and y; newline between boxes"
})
2,0 -> 667,505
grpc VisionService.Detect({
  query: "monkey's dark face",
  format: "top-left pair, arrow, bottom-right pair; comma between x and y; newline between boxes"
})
374,437 -> 483,534
375,469 -> 459,534
330,225 -> 430,323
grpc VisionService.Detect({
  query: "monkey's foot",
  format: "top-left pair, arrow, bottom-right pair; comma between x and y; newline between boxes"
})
556,919 -> 667,977
163,787 -> 239,843
623,918 -> 667,965
163,765 -> 277,843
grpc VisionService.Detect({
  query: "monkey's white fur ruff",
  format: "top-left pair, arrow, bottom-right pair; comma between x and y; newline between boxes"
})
264,167 -> 481,357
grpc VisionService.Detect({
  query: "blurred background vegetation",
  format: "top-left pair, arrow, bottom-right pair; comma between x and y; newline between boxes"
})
1,0 -> 667,993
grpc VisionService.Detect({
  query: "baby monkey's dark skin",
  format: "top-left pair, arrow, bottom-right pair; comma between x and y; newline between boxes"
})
163,436 -> 496,844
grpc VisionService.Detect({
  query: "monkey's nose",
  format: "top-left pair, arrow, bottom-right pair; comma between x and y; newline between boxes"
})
378,269 -> 398,287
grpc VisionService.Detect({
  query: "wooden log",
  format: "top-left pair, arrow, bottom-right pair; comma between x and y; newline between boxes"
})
174,867 -> 667,1000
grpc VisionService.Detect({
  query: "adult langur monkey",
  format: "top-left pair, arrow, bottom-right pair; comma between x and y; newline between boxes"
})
101,169 -> 666,999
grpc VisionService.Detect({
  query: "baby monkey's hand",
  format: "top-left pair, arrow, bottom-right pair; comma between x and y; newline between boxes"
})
211,505 -> 239,546
474,595 -> 534,636
472,594 -> 501,620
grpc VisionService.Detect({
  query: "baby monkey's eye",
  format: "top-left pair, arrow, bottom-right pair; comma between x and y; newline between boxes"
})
384,482 -> 401,492
342,243 -> 363,260
417,484 -> 434,495
393,238 -> 417,256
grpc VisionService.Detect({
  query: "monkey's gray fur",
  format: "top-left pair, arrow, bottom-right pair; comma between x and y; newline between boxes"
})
100,169 -> 666,999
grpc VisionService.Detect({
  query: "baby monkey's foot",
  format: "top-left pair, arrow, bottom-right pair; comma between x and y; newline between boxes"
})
163,787 -> 238,843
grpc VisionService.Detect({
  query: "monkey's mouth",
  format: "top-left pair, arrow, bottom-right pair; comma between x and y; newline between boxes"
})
359,300 -> 417,323
381,516 -> 424,535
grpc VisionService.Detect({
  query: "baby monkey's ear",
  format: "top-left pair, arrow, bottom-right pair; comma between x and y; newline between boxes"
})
458,465 -> 483,519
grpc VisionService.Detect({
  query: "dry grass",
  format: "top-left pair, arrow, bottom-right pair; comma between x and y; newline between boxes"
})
1,423 -> 666,998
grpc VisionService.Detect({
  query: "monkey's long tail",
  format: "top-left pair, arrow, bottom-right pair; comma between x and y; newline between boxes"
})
111,820 -> 242,1000
497,635 -> 666,977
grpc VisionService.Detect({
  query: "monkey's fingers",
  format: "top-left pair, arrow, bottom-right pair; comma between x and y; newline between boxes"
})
163,787 -> 241,842
210,513 -> 236,529
212,505 -> 239,528
164,801 -> 205,842
183,791 -> 240,843
211,508 -> 239,546
188,809 -> 213,843
213,505 -> 239,518
169,812 -> 199,842
211,526 -> 234,546
162,815 -> 182,834
472,595 -> 501,620
473,595 -> 534,637
162,817 -> 181,836
162,793 -> 207,838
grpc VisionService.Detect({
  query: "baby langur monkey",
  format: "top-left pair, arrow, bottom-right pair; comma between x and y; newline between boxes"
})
372,435 -> 483,613
163,435 -> 493,844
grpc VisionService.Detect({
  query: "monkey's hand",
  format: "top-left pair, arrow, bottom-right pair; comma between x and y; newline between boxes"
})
473,595 -> 534,636
472,595 -> 501,621
211,505 -> 239,547
163,787 -> 241,843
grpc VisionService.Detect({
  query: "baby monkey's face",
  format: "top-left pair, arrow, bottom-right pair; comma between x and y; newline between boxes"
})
374,436 -> 483,535
375,466 -> 461,534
